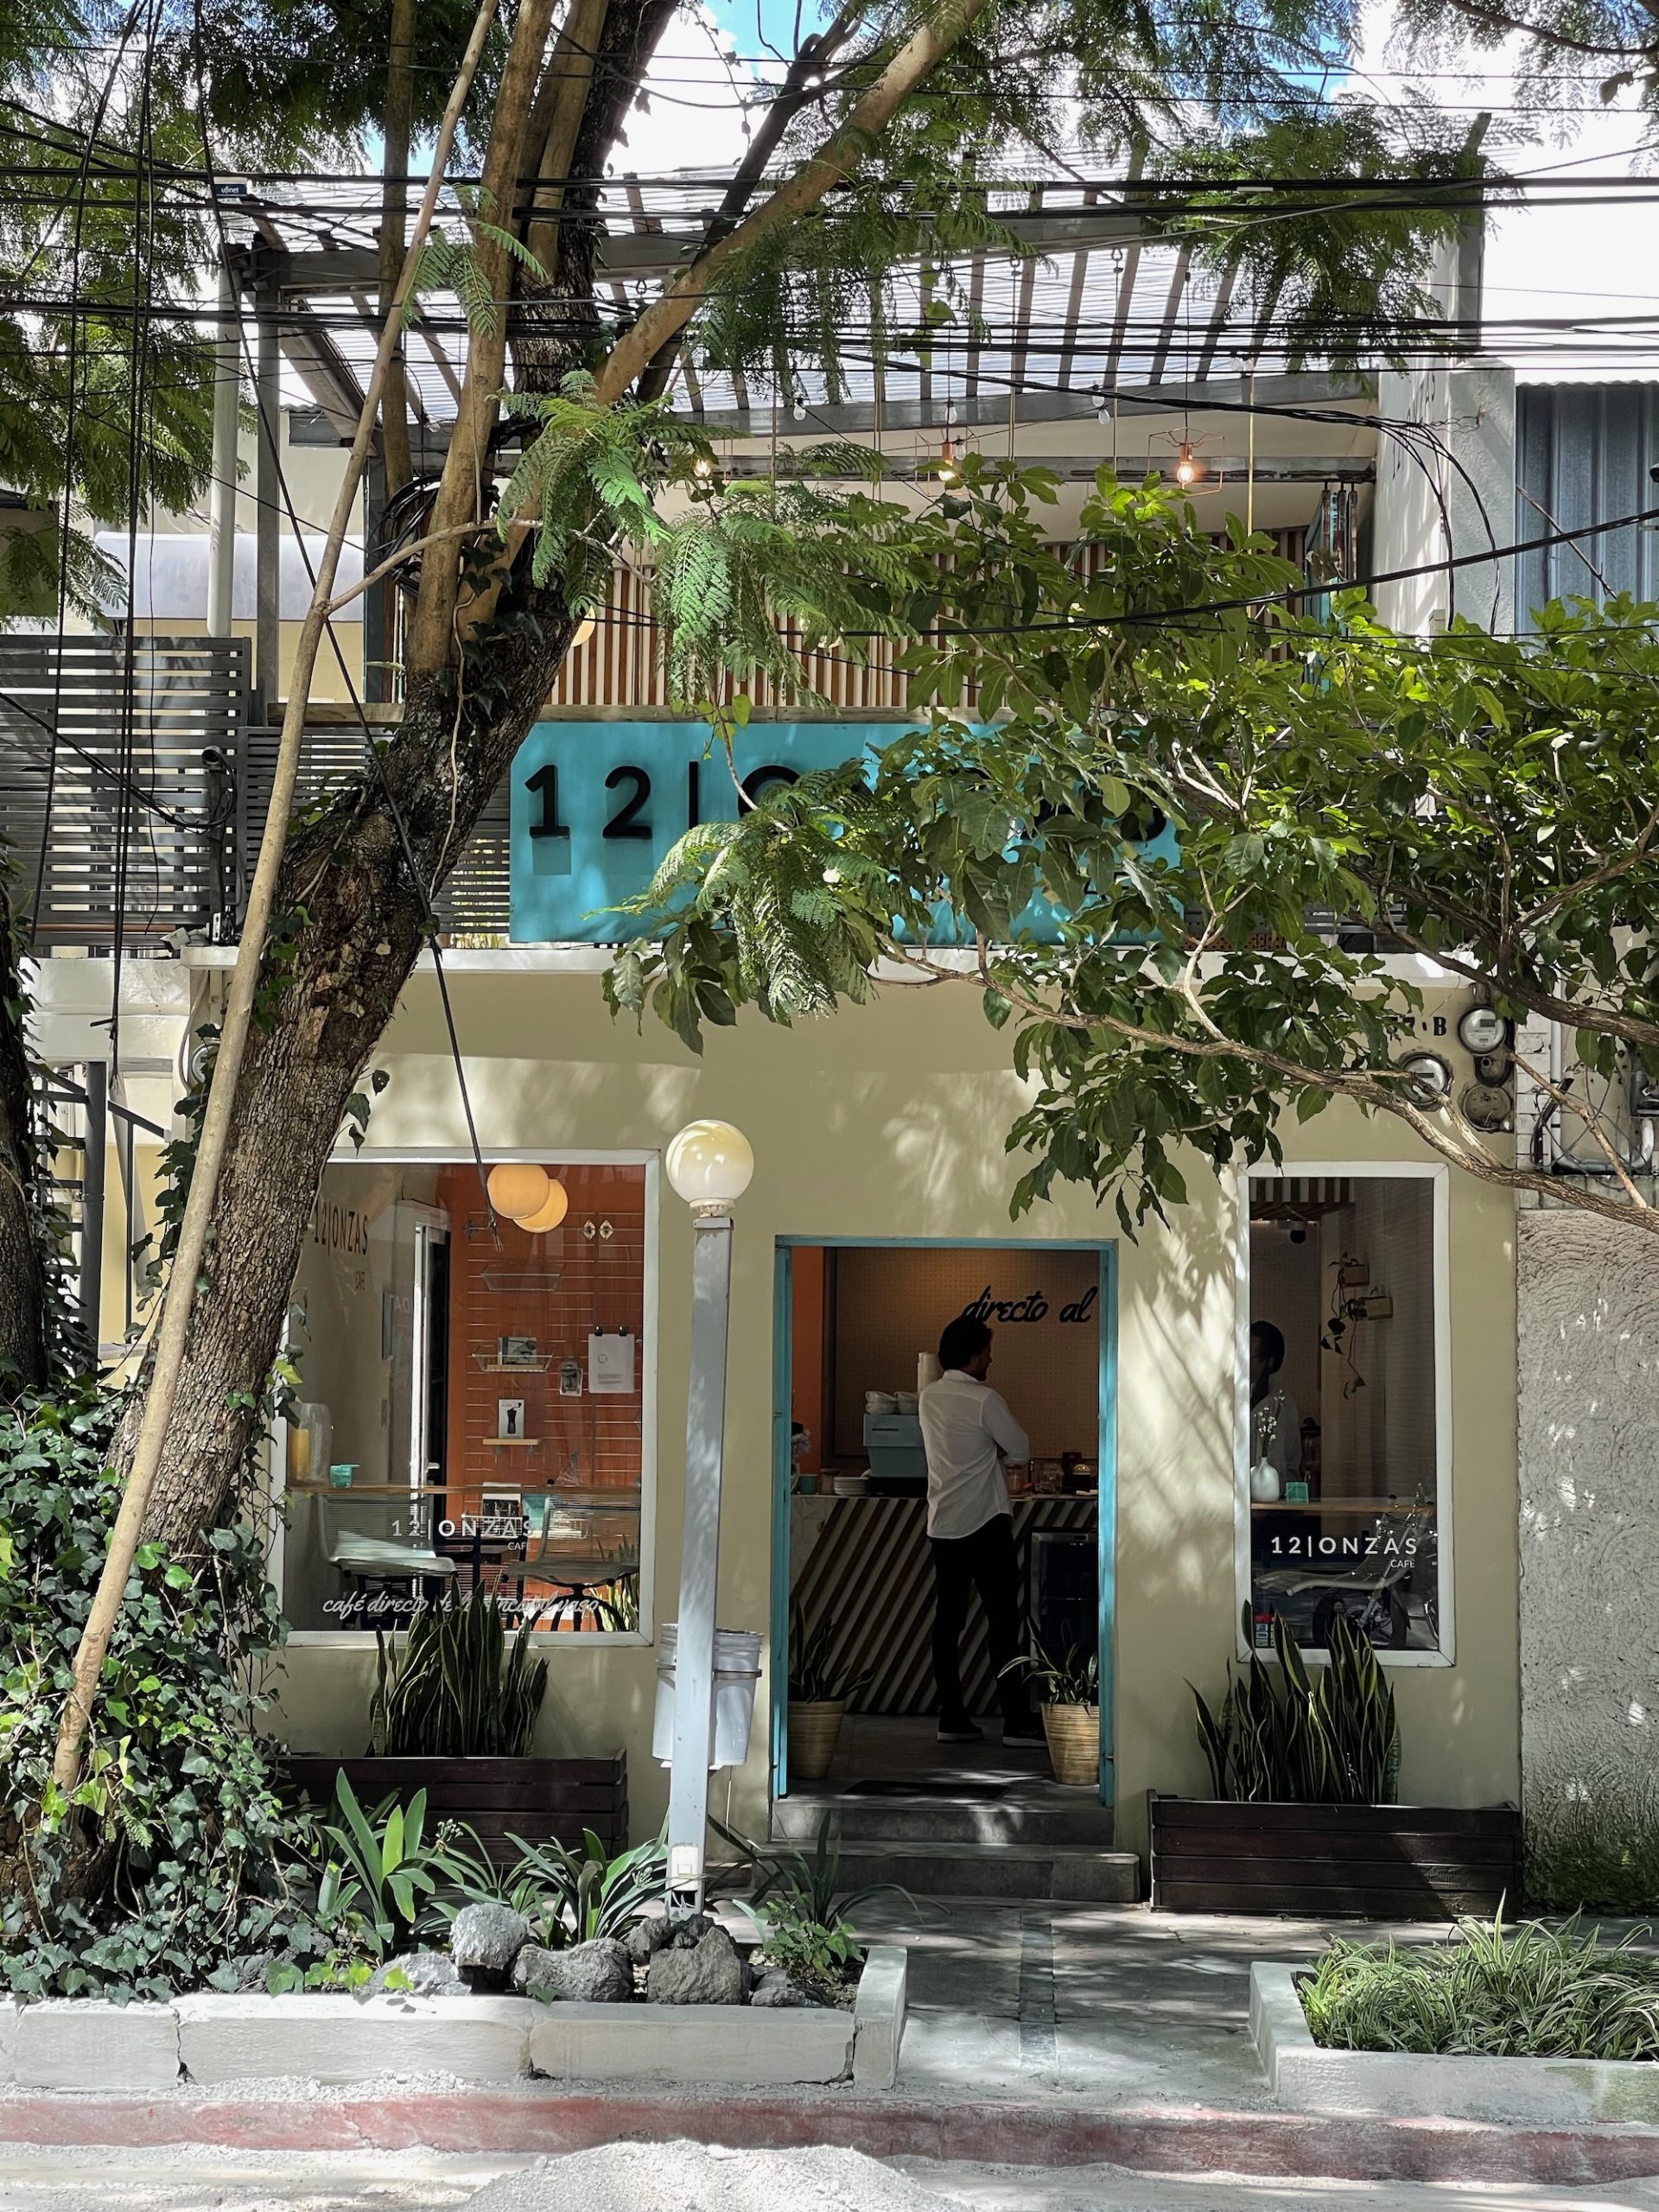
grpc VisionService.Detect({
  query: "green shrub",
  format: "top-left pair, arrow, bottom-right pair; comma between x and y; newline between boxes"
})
434,1824 -> 668,1949
0,1387 -> 324,2000
1527,1767 -> 1659,1916
759,1903 -> 863,2005
1300,1914 -> 1659,2060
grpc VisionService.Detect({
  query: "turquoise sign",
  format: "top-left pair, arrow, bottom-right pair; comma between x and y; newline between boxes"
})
510,720 -> 893,944
508,718 -> 1173,944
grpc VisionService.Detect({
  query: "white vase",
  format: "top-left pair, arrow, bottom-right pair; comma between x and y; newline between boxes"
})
1249,1459 -> 1282,1504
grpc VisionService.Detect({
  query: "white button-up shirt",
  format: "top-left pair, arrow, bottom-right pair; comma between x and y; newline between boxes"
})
919,1369 -> 1031,1540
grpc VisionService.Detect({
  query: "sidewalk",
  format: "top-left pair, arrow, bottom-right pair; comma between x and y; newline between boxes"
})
857,1897 -> 1451,2109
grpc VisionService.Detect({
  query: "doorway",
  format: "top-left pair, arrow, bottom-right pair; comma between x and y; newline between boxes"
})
770,1237 -> 1117,1807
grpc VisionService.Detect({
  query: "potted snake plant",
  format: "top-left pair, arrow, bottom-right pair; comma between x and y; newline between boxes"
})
283,1586 -> 629,1861
1150,1606 -> 1519,1916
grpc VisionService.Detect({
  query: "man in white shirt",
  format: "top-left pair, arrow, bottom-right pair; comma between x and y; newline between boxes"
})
918,1316 -> 1042,1748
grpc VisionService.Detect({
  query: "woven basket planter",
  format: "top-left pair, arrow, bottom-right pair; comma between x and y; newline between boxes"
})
1041,1701 -> 1101,1788
787,1699 -> 849,1782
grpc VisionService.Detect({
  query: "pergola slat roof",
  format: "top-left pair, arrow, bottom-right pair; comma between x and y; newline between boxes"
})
229,171 -> 1316,447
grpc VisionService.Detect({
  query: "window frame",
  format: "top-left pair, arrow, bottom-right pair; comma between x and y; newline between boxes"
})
1232,1160 -> 1453,1669
276,1146 -> 660,1650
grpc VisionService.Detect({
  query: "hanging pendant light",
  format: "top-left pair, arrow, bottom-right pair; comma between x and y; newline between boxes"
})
518,1179 -> 570,1234
486,1161 -> 551,1221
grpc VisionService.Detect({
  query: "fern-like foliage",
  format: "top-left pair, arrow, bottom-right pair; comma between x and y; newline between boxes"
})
496,375 -> 912,702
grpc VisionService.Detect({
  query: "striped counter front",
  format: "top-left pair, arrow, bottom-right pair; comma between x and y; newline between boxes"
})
790,1493 -> 1096,1718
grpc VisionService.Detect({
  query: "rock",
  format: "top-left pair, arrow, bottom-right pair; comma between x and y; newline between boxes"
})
450,1902 -> 531,1986
647,1923 -> 745,2005
369,1948 -> 464,1997
512,1938 -> 632,2004
668,1911 -> 712,1951
749,1969 -> 815,2008
621,1913 -> 676,1967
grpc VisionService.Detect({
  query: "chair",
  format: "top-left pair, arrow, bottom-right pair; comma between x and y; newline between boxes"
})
318,1494 -> 457,1607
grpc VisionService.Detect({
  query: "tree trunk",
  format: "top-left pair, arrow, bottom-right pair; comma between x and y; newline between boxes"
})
0,876 -> 48,1392
124,613 -> 575,1552
113,5 -> 683,1549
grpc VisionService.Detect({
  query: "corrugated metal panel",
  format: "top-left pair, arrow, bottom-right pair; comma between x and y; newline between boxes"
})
1515,385 -> 1659,624
0,634 -> 251,944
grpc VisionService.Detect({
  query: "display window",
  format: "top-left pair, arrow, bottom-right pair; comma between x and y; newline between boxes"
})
278,1154 -> 654,1637
1237,1167 -> 1450,1661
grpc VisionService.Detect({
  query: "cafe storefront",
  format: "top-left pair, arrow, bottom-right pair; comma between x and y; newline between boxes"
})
256,715 -> 1522,1866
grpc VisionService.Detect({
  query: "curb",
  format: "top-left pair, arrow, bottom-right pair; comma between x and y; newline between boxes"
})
0,1946 -> 905,2097
3,2088 -> 1659,2181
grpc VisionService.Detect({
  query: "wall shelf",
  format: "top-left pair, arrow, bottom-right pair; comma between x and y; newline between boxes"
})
486,1437 -> 542,1449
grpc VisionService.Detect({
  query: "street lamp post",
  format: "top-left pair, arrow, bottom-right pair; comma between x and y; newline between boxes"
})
664,1118 -> 754,1912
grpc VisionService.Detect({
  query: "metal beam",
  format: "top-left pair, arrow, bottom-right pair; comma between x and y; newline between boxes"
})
268,208 -> 1163,299
285,371 -> 1376,449
278,305 -> 366,435
255,283 -> 282,714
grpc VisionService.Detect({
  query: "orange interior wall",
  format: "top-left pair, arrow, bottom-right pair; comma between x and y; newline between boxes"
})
435,1161 -> 645,1514
791,1245 -> 826,1471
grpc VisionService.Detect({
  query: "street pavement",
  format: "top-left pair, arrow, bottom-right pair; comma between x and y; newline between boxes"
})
9,2147 -> 1659,2212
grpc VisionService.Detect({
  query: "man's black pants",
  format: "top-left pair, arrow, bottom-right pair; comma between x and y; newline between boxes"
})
930,1512 -> 1033,1727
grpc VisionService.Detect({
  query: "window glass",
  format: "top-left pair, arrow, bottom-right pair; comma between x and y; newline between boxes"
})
281,1159 -> 647,1635
1243,1173 -> 1443,1655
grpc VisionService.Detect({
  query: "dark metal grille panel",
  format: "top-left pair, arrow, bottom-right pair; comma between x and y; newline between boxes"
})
0,635 -> 250,944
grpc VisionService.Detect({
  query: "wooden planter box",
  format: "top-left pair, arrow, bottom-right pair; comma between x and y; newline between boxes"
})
1149,1792 -> 1521,1918
283,1753 -> 628,1861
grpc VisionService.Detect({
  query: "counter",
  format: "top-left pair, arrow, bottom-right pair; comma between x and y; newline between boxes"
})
791,1493 -> 1097,1716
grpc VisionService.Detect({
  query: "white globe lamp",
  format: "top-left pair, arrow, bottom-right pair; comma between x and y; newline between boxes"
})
518,1179 -> 569,1234
665,1120 -> 753,1217
486,1161 -> 551,1222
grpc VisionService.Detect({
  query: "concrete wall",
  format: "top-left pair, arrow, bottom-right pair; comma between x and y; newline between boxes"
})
1517,1210 -> 1659,1848
1373,363 -> 1516,638
265,967 -> 1522,1857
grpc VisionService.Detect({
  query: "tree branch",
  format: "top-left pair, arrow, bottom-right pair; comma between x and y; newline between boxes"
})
632,0 -> 864,405
405,0 -> 561,679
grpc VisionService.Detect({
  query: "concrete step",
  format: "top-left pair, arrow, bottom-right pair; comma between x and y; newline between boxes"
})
772,1789 -> 1117,1849
772,1837 -> 1141,1904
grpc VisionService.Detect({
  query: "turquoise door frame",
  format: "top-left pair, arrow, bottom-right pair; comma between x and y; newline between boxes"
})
769,1236 -> 1119,1807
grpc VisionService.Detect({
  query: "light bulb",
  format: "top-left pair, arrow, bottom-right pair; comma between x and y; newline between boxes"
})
1174,442 -> 1198,486
486,1161 -> 551,1221
518,1179 -> 569,1234
665,1120 -> 754,1214
938,436 -> 960,486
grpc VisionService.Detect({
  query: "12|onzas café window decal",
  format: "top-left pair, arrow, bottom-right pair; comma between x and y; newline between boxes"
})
1239,1168 -> 1450,1661
278,1156 -> 652,1637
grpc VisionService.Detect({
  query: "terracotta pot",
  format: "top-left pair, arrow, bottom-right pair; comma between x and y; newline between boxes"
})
787,1699 -> 848,1782
1042,1701 -> 1100,1788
